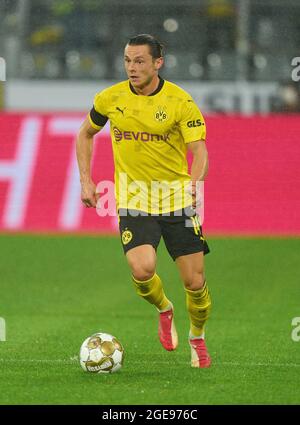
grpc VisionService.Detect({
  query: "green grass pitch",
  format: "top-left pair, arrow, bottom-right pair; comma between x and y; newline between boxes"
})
0,234 -> 299,405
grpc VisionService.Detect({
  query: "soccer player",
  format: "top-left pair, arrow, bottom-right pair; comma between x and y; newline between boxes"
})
76,34 -> 212,368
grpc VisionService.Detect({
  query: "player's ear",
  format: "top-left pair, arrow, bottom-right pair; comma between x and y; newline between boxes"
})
155,57 -> 164,71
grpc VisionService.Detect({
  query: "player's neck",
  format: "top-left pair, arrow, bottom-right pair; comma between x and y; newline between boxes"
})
132,75 -> 161,96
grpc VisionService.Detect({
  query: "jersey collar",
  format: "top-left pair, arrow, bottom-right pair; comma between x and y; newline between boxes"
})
129,76 -> 164,96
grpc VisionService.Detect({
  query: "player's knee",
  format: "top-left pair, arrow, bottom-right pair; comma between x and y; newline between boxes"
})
132,269 -> 155,281
183,271 -> 205,291
131,262 -> 156,282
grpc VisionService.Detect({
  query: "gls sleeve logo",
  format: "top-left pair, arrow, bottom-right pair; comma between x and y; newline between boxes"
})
187,120 -> 203,128
291,317 -> 300,342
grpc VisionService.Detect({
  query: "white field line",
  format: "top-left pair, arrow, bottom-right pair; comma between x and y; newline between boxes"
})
0,358 -> 78,364
219,361 -> 300,368
0,358 -> 300,368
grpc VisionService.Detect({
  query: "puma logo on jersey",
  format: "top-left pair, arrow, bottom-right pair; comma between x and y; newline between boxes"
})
116,107 -> 126,115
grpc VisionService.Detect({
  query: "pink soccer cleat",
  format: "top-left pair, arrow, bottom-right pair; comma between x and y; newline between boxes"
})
189,337 -> 211,368
158,306 -> 178,351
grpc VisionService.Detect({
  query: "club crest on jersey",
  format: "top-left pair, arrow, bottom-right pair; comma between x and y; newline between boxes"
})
154,106 -> 168,123
122,229 -> 133,245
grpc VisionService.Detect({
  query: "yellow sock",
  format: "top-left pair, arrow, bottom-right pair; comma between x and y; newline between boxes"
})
185,282 -> 212,337
132,273 -> 171,312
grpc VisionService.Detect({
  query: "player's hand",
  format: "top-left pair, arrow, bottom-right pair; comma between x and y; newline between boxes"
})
81,181 -> 99,208
191,188 -> 198,210
187,181 -> 201,210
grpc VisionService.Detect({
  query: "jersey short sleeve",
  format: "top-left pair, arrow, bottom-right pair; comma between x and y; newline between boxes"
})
178,98 -> 206,144
88,91 -> 109,130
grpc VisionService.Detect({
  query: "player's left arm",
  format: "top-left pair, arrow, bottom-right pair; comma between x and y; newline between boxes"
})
178,97 -> 208,206
187,140 -> 209,208
188,140 -> 209,183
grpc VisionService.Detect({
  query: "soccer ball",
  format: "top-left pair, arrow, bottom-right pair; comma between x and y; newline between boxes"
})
79,332 -> 124,374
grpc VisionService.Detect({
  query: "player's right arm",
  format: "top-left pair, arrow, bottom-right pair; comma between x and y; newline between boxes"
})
76,117 -> 100,208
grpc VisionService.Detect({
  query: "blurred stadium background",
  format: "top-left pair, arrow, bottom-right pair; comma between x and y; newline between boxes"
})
0,0 -> 300,234
0,0 -> 300,405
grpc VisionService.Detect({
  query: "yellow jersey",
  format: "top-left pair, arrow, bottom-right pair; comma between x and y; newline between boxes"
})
89,77 -> 206,214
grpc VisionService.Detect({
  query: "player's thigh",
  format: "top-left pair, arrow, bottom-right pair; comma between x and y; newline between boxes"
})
119,212 -> 161,279
160,212 -> 210,263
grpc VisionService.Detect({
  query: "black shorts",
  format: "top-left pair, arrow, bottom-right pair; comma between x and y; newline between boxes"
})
118,207 -> 210,261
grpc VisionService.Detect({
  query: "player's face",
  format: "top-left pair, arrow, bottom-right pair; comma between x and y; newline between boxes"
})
124,44 -> 163,91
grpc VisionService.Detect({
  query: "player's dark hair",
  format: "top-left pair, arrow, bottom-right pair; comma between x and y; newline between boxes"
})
127,34 -> 163,59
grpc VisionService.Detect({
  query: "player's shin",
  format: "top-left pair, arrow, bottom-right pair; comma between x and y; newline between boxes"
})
185,281 -> 211,338
132,273 -> 171,312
